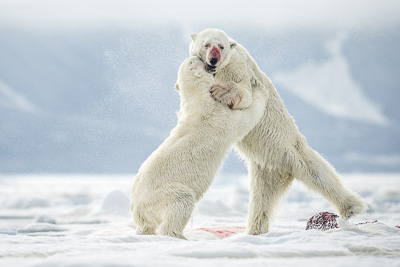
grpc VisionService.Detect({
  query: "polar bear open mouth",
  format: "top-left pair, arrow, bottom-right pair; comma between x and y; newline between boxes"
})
206,63 -> 217,73
195,56 -> 217,73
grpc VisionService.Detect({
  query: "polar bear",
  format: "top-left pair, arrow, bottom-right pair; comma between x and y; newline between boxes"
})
130,56 -> 267,239
189,28 -> 367,235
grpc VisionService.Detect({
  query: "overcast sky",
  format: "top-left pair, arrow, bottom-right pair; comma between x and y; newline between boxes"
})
1,0 -> 399,32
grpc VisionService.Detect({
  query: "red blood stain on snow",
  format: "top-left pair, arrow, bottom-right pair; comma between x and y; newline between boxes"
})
189,226 -> 245,239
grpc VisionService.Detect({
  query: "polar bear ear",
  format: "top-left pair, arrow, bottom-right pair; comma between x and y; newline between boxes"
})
190,33 -> 198,41
230,41 -> 237,50
174,82 -> 180,91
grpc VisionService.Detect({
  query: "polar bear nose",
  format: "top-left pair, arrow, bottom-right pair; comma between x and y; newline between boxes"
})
210,57 -> 218,66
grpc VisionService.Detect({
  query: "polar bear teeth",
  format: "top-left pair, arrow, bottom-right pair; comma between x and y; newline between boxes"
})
206,63 -> 216,73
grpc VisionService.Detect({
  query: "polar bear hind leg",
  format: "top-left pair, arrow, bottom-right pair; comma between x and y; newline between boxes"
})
292,142 -> 367,218
136,225 -> 157,236
246,165 -> 294,235
133,205 -> 158,236
158,185 -> 196,240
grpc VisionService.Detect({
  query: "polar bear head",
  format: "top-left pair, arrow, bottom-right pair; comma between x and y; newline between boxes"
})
175,56 -> 213,93
189,28 -> 237,73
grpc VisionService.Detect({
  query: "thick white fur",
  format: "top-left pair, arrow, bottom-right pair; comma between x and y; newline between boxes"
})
130,56 -> 267,239
190,28 -> 368,235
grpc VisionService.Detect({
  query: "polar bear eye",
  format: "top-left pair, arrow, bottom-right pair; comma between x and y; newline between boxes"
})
205,43 -> 211,48
219,44 -> 224,50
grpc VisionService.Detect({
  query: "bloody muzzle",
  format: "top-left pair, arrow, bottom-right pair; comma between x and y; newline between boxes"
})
209,47 -> 221,64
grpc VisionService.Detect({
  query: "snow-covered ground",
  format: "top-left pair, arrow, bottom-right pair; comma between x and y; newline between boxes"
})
0,173 -> 399,266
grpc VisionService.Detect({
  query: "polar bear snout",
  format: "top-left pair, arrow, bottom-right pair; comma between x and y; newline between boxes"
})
205,46 -> 221,73
209,46 -> 221,64
209,57 -> 218,66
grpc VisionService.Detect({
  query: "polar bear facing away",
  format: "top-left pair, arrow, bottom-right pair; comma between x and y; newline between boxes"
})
130,56 -> 267,239
189,28 -> 367,235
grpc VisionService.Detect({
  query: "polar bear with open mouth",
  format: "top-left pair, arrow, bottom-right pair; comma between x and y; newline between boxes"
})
130,56 -> 267,239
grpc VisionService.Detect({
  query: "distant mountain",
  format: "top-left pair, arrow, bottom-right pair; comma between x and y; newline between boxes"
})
0,26 -> 399,173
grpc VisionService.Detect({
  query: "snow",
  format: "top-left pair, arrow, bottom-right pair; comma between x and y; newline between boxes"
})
0,173 -> 399,266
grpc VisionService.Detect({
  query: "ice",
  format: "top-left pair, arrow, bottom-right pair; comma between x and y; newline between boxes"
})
0,173 -> 399,266
95,189 -> 131,216
16,223 -> 68,234
34,214 -> 57,224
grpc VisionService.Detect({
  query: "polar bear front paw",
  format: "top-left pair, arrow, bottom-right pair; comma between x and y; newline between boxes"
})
189,59 -> 207,78
210,83 -> 243,109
